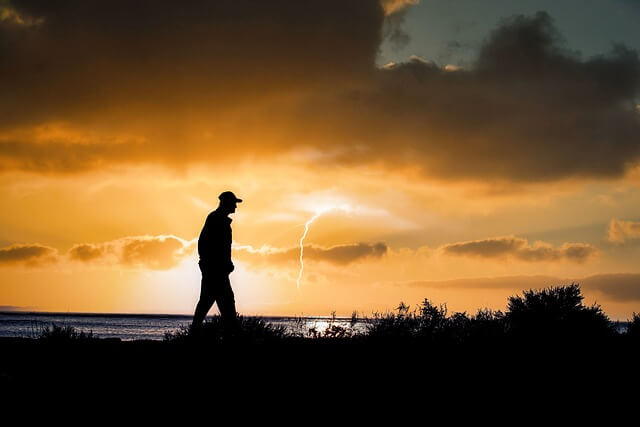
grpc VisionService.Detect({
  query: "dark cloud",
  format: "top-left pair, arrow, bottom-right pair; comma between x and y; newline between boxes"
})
442,236 -> 597,263
0,5 -> 638,181
328,11 -> 640,181
236,242 -> 388,266
405,273 -> 640,303
564,244 -> 598,262
305,242 -> 388,265
443,236 -> 526,258
0,0 -> 384,127
580,273 -> 640,302
0,243 -> 57,265
382,6 -> 412,51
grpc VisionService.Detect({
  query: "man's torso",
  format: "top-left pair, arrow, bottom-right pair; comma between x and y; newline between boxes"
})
198,210 -> 232,270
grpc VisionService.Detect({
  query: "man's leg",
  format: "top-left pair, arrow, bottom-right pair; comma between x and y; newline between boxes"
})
216,275 -> 238,332
192,275 -> 215,331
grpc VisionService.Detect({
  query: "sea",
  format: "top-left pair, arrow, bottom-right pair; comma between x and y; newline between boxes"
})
0,312 -> 629,341
0,312 -> 368,341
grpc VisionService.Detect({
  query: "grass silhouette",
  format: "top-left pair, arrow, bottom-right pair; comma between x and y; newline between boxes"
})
158,283 -> 634,346
164,315 -> 289,343
19,283 -> 636,346
2,283 -> 638,391
37,324 -> 96,341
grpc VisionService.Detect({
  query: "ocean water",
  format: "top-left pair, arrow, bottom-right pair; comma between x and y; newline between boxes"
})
0,312 -> 366,341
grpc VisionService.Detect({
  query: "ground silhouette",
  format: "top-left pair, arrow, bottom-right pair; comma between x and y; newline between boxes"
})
2,283 -> 638,394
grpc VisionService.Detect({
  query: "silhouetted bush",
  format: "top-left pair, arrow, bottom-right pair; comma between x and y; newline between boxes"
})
462,308 -> 506,343
39,323 -> 95,341
161,284 -> 621,347
627,312 -> 640,339
365,299 -> 505,344
505,283 -> 615,342
363,284 -> 618,346
365,301 -> 430,340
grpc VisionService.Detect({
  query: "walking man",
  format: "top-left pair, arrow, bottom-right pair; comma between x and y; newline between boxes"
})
191,191 -> 242,333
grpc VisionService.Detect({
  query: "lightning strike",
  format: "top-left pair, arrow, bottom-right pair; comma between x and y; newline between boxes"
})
296,204 -> 352,289
297,210 -> 326,289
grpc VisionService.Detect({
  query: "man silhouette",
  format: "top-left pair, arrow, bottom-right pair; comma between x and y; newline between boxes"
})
191,191 -> 242,333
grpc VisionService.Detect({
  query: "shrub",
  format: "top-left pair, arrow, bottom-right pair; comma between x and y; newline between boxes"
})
365,299 -> 451,342
365,301 -> 423,340
505,283 -> 615,341
627,312 -> 640,339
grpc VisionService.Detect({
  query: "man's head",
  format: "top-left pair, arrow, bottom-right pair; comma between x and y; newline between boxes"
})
218,191 -> 243,214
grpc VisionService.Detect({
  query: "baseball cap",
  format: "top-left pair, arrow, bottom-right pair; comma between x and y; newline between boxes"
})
219,191 -> 243,203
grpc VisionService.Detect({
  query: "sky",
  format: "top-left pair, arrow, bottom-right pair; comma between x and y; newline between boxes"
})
1,0 -> 640,319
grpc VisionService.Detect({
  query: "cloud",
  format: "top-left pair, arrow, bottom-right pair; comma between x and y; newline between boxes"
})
118,236 -> 186,269
67,235 -> 195,270
68,244 -> 107,262
441,236 -> 597,263
381,0 -> 418,50
81,235 -> 193,270
235,242 -> 388,266
0,243 -> 58,266
404,273 -> 640,303
306,242 -> 388,264
0,235 -> 197,270
0,5 -> 638,181
0,0 -> 383,127
580,273 -> 640,302
380,0 -> 419,16
0,1 -> 43,26
349,11 -> 640,180
2,235 -> 386,270
607,218 -> 640,244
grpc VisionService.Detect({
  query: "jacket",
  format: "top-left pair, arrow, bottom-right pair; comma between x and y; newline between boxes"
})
198,209 -> 233,273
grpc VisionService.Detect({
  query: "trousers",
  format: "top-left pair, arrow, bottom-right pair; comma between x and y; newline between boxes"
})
195,263 -> 237,322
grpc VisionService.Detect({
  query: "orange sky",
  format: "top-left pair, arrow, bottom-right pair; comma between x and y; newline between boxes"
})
1,1 -> 639,319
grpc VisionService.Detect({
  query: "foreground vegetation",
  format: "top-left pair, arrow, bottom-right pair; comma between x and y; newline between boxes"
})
160,283 -> 637,346
26,283 -> 639,345
2,284 -> 638,390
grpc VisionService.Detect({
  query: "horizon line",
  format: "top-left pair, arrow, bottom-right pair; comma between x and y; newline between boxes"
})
0,309 -> 632,323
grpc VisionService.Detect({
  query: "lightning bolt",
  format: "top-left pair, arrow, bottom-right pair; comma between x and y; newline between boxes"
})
296,205 -> 353,289
296,209 -> 328,290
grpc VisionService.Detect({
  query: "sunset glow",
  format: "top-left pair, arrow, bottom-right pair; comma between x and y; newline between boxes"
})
2,0 -> 640,320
